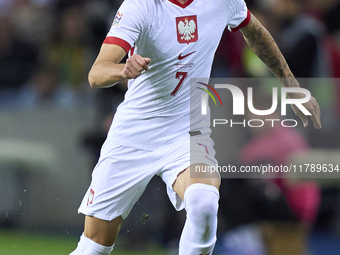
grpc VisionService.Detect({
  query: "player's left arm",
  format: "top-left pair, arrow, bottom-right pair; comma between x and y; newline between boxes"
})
240,13 -> 322,129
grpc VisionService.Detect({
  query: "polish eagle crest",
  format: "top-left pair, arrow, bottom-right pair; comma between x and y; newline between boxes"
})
178,18 -> 196,41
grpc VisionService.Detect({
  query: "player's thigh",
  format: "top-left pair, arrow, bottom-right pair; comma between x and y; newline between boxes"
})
84,215 -> 123,246
79,141 -> 153,242
173,163 -> 220,201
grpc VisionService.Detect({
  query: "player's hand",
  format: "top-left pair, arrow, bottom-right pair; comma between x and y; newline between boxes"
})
121,54 -> 151,79
290,93 -> 322,129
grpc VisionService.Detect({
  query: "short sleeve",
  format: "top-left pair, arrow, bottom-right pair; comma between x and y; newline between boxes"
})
103,0 -> 148,53
227,0 -> 251,32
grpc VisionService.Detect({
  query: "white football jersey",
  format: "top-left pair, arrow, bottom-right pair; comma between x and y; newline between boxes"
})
104,0 -> 250,150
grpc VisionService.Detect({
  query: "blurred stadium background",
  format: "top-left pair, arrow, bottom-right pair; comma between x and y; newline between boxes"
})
0,0 -> 340,254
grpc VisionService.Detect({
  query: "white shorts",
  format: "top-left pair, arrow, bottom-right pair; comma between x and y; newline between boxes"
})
78,136 -> 217,221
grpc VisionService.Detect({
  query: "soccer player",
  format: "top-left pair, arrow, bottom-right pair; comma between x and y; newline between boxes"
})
70,0 -> 322,254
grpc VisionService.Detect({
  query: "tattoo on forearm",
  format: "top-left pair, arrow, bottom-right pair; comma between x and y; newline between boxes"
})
240,14 -> 299,87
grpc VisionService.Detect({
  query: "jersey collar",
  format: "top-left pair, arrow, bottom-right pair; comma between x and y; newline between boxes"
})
167,0 -> 194,8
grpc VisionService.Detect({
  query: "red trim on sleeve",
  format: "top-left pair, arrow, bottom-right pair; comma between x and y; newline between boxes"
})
230,10 -> 251,32
103,37 -> 132,53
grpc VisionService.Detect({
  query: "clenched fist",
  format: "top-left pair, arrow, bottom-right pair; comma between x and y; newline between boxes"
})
121,54 -> 151,79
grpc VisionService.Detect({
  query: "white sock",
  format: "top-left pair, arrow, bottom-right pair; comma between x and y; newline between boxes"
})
179,183 -> 219,255
70,233 -> 114,255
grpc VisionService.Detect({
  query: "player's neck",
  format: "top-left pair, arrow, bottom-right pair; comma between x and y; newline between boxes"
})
176,0 -> 189,4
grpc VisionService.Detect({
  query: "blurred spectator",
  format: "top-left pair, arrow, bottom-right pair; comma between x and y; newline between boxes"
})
309,0 -> 340,34
239,111 -> 320,226
15,64 -> 76,109
266,0 -> 330,78
0,14 -> 38,106
85,0 -> 113,53
236,93 -> 320,255
48,4 -> 91,91
311,0 -> 340,146
13,0 -> 54,46
309,0 -> 340,142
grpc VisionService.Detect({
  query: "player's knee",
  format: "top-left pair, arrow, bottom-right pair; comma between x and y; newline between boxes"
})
184,183 -> 219,243
184,183 -> 219,212
184,183 -> 219,239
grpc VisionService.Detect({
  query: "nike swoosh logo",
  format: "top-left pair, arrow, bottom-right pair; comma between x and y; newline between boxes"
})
178,51 -> 196,60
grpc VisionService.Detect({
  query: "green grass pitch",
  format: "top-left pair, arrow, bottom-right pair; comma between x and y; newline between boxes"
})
0,230 -> 166,255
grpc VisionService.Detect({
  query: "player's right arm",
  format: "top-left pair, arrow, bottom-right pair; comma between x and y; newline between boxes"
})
88,44 -> 151,88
